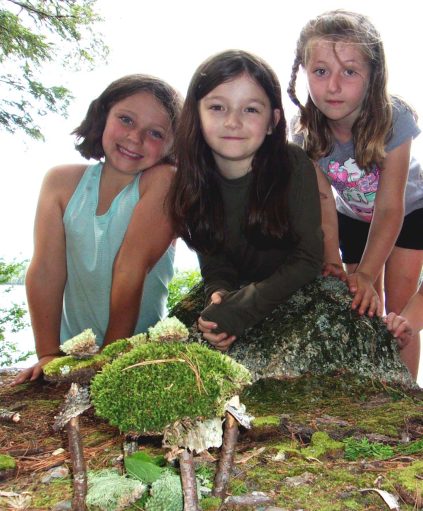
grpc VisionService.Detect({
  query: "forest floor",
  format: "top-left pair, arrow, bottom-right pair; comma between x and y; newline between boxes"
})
0,368 -> 422,511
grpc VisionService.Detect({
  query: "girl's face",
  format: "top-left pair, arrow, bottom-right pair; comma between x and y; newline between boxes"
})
305,39 -> 370,133
199,73 -> 280,179
102,91 -> 173,178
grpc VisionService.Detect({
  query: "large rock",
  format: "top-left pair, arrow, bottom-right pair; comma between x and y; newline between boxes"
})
171,276 -> 414,387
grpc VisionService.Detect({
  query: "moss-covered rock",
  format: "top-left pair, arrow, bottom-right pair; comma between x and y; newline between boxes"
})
171,276 -> 413,386
90,342 -> 251,433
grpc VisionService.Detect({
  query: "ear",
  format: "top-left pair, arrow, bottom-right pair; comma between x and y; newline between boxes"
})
267,109 -> 281,135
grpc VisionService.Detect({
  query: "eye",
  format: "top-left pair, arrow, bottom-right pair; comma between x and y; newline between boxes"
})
344,68 -> 357,77
119,115 -> 133,125
313,68 -> 327,77
245,106 -> 259,113
209,104 -> 224,111
148,130 -> 164,140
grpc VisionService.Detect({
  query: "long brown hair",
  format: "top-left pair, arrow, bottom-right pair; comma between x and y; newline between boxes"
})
169,50 -> 293,254
288,10 -> 391,170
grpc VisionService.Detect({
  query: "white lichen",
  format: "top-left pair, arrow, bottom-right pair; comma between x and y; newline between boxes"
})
86,469 -> 146,511
127,332 -> 148,346
61,329 -> 99,358
148,317 -> 189,343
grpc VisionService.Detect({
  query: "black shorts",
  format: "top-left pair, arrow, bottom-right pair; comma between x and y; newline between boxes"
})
338,208 -> 423,264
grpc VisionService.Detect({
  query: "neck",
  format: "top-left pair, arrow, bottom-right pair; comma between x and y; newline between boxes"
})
328,120 -> 353,144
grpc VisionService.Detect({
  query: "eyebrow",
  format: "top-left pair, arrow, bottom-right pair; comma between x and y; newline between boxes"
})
203,95 -> 267,106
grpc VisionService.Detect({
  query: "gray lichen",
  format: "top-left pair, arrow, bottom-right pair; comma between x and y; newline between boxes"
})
171,277 -> 414,387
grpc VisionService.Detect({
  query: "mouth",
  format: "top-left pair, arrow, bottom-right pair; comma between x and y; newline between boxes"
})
117,144 -> 143,159
326,100 -> 344,106
221,136 -> 245,140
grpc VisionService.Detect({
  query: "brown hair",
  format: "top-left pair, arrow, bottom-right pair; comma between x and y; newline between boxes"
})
287,9 -> 391,170
169,49 -> 294,254
73,74 -> 182,164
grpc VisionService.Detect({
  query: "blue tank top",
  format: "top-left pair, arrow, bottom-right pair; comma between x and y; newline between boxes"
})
60,163 -> 175,345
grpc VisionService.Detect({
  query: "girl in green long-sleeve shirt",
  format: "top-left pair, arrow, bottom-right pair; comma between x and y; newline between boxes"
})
169,50 -> 323,351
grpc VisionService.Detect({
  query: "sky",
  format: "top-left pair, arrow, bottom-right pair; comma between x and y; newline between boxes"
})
1,0 -> 422,270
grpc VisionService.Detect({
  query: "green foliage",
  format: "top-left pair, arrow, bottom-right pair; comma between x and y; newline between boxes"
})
90,341 -> 251,433
145,471 -> 184,511
301,431 -> 344,460
343,437 -> 394,461
124,452 -> 164,484
0,259 -> 31,367
0,0 -> 108,139
167,269 -> 201,310
397,438 -> 423,455
86,469 -> 146,511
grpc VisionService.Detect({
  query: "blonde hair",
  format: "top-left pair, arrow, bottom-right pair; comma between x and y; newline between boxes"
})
288,9 -> 391,170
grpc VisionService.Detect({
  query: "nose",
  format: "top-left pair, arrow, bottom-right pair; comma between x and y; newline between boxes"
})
327,73 -> 341,93
126,128 -> 144,145
224,109 -> 242,129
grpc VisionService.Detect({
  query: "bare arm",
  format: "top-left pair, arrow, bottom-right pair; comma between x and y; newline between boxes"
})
13,165 -> 85,384
102,164 -> 175,346
313,163 -> 345,279
349,140 -> 411,312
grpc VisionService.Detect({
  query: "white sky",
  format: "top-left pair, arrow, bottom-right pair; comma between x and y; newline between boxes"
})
1,0 -> 422,269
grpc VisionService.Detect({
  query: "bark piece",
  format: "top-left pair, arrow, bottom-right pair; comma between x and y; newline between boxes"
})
213,412 -> 239,499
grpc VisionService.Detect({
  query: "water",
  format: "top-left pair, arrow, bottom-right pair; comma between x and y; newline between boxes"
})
1,284 -> 422,386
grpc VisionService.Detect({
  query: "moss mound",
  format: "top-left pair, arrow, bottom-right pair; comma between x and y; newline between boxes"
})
90,342 -> 251,433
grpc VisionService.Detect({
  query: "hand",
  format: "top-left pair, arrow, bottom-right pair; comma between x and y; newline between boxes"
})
347,272 -> 382,317
384,312 -> 413,349
322,262 -> 347,281
11,355 -> 58,386
197,316 -> 237,352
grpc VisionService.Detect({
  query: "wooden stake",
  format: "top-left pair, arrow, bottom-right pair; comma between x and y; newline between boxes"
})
212,412 -> 239,498
179,448 -> 200,511
67,416 -> 87,511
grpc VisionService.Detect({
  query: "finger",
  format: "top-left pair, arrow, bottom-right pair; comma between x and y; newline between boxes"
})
30,365 -> 43,381
210,292 -> 223,305
198,317 -> 218,331
203,332 -> 229,344
11,368 -> 32,386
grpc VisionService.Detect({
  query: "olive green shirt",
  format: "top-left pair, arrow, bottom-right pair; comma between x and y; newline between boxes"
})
199,144 -> 323,338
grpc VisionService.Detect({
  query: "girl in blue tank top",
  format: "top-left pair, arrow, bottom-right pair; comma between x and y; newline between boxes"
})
13,75 -> 182,385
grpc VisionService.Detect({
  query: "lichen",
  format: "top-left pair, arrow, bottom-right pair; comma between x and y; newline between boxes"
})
148,316 -> 189,343
61,328 -> 98,356
145,471 -> 184,511
171,276 -> 414,387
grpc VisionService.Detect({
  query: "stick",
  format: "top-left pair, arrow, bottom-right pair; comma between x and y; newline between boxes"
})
67,416 -> 87,511
179,448 -> 200,511
212,412 -> 239,498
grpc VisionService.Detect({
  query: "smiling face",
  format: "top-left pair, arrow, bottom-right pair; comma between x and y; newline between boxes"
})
101,91 -> 173,178
199,73 -> 280,179
305,39 -> 371,134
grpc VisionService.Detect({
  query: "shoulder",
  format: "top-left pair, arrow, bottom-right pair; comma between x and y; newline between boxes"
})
286,143 -> 314,171
43,163 -> 88,188
40,163 -> 89,208
140,163 -> 176,191
387,96 -> 420,151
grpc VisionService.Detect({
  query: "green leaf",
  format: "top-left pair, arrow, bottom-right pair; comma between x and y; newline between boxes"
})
124,452 -> 164,484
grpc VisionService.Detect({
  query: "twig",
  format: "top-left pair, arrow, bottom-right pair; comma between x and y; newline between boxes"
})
53,383 -> 91,511
212,412 -> 239,499
179,448 -> 200,511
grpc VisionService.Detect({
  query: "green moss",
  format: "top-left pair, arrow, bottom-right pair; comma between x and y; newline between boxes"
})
0,454 -> 16,469
101,338 -> 133,358
43,353 -> 107,376
390,460 -> 423,492
31,479 -> 72,507
252,415 -> 280,427
91,342 -> 251,433
201,496 -> 221,510
301,431 -> 344,459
